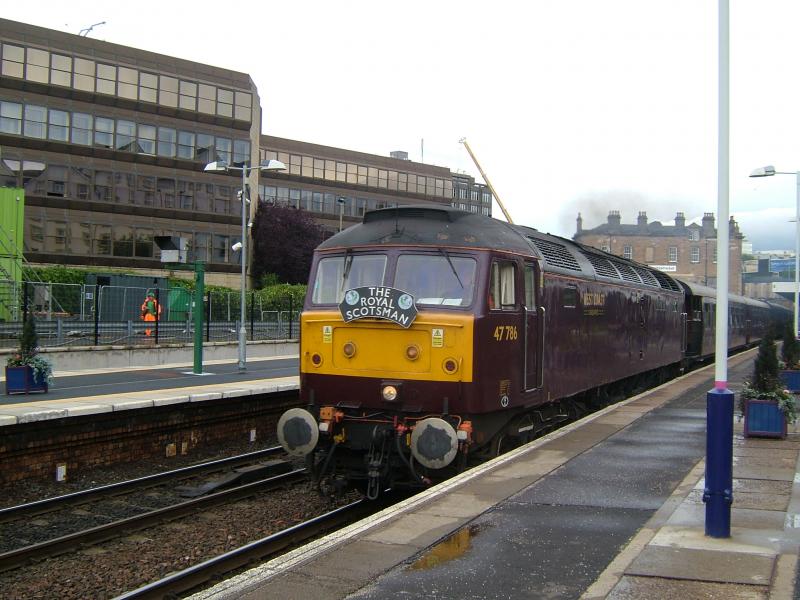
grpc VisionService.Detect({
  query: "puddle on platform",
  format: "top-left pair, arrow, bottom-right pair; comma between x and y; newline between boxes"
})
408,523 -> 486,571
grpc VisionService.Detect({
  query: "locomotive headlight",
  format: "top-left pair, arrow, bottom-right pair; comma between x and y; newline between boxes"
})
382,385 -> 398,401
343,341 -> 356,358
310,353 -> 323,367
443,358 -> 459,374
405,344 -> 420,361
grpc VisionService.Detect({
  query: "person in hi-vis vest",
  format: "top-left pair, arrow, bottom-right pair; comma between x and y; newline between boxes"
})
141,290 -> 161,337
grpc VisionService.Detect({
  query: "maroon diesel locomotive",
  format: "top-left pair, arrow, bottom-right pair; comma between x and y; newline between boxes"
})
277,206 -> 773,497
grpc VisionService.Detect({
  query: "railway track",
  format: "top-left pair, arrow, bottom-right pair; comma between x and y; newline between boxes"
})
115,498 -> 391,600
0,446 -> 286,524
0,468 -> 308,573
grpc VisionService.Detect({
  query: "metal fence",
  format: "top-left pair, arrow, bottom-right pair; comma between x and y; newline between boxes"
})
0,280 -> 300,348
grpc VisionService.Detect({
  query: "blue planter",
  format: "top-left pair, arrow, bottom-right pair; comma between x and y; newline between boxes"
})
5,365 -> 48,395
780,370 -> 800,393
744,398 -> 787,439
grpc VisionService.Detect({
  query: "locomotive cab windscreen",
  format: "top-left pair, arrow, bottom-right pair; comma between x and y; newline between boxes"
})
310,251 -> 478,308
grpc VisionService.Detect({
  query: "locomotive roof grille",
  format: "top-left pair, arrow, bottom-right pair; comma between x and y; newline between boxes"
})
579,251 -> 621,279
632,266 -> 660,287
527,237 -> 581,271
610,260 -> 643,284
651,269 -> 681,291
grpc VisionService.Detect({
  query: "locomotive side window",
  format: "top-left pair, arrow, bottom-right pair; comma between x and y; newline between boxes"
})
489,261 -> 516,310
524,265 -> 535,308
395,254 -> 476,306
563,286 -> 577,308
311,254 -> 386,304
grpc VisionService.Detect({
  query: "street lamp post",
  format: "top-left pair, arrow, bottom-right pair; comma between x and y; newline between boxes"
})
204,159 -> 286,372
749,165 -> 799,339
336,197 -> 346,232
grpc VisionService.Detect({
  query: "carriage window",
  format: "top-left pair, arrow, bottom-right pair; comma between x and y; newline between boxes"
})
489,261 -> 516,310
395,254 -> 476,306
311,254 -> 386,304
563,286 -> 578,308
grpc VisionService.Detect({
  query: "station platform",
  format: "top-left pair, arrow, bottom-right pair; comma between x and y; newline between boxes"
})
193,348 -> 800,600
0,355 -> 299,427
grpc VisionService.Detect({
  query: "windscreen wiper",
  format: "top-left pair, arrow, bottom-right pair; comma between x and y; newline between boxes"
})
340,250 -> 353,292
439,248 -> 464,289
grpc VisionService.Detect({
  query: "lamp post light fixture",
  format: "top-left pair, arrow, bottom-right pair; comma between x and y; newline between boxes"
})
204,159 -> 286,372
749,165 -> 799,339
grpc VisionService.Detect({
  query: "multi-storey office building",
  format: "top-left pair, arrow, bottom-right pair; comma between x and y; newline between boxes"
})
0,18 -> 489,287
574,210 -> 744,294
259,136 -> 455,235
0,18 -> 260,287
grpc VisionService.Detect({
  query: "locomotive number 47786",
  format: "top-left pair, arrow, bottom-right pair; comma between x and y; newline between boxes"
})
493,325 -> 518,341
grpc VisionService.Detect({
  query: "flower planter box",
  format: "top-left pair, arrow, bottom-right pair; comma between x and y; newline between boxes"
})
780,370 -> 800,393
5,365 -> 48,395
744,397 -> 787,439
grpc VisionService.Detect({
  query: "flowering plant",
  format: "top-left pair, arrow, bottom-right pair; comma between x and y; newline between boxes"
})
6,318 -> 53,385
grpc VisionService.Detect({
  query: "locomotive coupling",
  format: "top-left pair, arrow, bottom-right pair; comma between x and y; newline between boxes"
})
277,408 -> 319,457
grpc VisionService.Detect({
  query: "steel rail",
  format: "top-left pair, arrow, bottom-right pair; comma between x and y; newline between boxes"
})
114,495 -> 400,600
0,446 -> 284,524
0,468 -> 307,573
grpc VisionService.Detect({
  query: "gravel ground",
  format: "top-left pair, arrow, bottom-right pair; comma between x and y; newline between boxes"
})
0,480 -> 359,599
1,437 -> 284,510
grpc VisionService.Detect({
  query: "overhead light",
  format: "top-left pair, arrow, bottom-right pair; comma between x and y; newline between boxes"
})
749,165 -> 776,178
259,159 -> 286,172
204,161 -> 229,173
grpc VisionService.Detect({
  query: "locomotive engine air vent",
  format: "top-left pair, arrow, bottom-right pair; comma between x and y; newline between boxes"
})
610,260 -> 643,284
527,238 -> 581,271
632,266 -> 660,287
651,270 -> 681,292
579,251 -> 621,279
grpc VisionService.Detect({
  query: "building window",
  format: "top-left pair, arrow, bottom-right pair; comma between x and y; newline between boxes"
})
178,131 -> 195,160
137,124 -> 156,155
233,139 -> 250,164
623,245 -> 632,260
117,66 -> 138,100
691,246 -> 700,263
94,116 -> 114,148
215,137 -> 231,163
25,48 -> 49,84
217,88 -> 233,118
96,63 -> 116,95
689,229 -> 700,241
116,120 -> 136,151
50,53 -> 72,87
139,72 -> 158,103
23,105 -> 46,138
157,127 -> 177,157
713,247 -> 717,263
1,44 -> 24,78
600,244 -> 610,252
71,112 -> 92,145
73,57 -> 95,92
668,246 -> 678,263
0,101 -> 22,135
47,109 -> 69,142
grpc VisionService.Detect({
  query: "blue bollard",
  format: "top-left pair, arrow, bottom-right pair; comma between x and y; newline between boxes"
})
704,387 -> 734,538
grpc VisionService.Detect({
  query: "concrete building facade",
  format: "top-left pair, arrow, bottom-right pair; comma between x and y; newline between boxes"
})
574,210 -> 744,295
0,18 -> 490,287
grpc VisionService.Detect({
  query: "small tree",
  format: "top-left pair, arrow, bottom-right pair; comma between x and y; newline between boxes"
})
18,317 -> 39,362
251,203 -> 324,285
752,334 -> 780,394
781,321 -> 800,370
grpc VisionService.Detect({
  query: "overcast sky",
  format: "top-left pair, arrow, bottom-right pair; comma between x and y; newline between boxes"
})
4,1 -> 800,251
